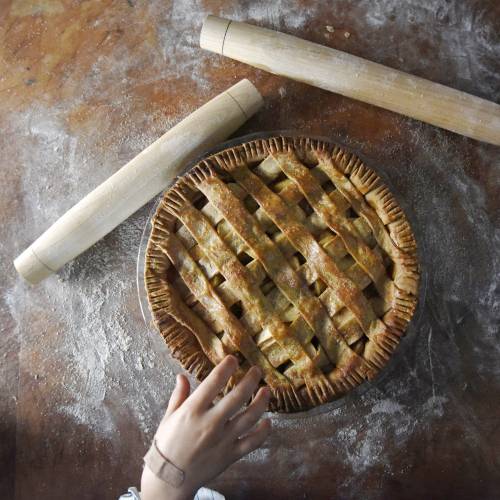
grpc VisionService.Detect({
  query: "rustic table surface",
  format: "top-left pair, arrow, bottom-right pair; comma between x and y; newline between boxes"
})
2,1 -> 499,499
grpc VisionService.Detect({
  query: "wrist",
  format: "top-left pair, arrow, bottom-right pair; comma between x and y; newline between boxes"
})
141,465 -> 196,500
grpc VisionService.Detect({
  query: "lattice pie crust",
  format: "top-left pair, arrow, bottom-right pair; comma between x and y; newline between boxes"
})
145,137 -> 419,412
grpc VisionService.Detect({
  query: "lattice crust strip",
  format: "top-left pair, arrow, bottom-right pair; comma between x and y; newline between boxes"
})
145,136 -> 419,412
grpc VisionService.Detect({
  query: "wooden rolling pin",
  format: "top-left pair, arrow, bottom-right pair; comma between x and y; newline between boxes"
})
200,16 -> 500,146
14,79 -> 263,284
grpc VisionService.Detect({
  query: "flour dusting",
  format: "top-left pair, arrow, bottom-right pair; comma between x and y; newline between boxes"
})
6,101 -> 176,439
2,0 -> 500,498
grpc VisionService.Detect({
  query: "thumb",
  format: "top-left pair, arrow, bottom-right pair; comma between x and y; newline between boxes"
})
164,374 -> 190,418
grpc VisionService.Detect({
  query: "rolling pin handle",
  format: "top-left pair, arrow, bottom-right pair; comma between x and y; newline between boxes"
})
14,247 -> 53,284
200,15 -> 231,54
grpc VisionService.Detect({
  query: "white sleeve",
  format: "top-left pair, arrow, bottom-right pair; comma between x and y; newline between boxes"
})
194,487 -> 225,500
118,486 -> 225,500
118,487 -> 141,500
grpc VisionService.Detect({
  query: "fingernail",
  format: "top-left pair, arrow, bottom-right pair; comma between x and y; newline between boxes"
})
260,388 -> 271,404
226,354 -> 237,365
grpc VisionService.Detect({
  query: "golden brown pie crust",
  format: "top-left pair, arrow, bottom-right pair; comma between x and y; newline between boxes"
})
145,137 -> 419,412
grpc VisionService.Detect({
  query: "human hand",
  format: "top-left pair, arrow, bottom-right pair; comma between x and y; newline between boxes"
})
141,355 -> 271,500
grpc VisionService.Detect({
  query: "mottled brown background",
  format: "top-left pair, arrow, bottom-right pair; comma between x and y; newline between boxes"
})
1,1 -> 499,499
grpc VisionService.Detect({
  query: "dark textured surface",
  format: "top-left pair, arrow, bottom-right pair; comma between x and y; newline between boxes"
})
1,1 -> 499,499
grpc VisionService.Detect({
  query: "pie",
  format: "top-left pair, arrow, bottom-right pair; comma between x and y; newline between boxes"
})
145,136 -> 419,412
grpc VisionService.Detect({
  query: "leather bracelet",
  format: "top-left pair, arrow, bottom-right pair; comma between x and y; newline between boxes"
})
143,439 -> 185,487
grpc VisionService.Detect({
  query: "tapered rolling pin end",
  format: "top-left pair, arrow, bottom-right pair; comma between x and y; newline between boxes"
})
200,15 -> 230,54
226,78 -> 263,118
14,247 -> 52,285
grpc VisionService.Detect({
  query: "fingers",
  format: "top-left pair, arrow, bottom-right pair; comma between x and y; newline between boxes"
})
190,355 -> 238,409
228,386 -> 270,437
213,365 -> 262,420
234,418 -> 271,459
164,374 -> 190,418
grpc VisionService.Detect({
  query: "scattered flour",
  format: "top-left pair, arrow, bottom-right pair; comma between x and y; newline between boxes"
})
6,99 -> 176,439
2,0 -> 499,497
243,1 -> 316,30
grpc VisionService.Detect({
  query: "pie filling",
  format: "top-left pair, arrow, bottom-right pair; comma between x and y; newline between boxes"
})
145,137 -> 419,412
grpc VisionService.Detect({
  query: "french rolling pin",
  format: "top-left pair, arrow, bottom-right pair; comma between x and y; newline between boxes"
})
200,16 -> 500,146
14,79 -> 263,284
